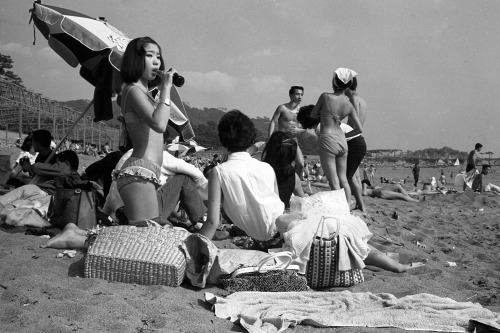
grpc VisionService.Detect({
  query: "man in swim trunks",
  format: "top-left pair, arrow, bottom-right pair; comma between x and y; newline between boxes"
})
268,86 -> 306,179
466,143 -> 482,172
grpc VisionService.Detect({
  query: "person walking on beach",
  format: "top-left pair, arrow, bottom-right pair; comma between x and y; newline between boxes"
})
466,143 -> 482,172
412,161 -> 420,187
268,86 -> 306,179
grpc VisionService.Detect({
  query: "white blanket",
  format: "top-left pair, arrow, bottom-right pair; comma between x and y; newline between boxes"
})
205,290 -> 500,332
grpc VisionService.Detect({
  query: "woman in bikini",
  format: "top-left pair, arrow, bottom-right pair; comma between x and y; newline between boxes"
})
310,68 -> 362,205
115,36 -> 178,224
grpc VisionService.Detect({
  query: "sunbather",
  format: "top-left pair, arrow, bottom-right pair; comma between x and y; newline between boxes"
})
362,183 -> 420,202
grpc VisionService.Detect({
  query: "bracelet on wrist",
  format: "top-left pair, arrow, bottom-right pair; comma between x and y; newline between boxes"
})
160,98 -> 171,107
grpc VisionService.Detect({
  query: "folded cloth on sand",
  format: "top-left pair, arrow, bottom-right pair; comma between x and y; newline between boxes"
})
205,290 -> 500,333
281,213 -> 371,274
2,207 -> 51,228
464,168 -> 479,188
182,233 -> 271,288
290,190 -> 350,219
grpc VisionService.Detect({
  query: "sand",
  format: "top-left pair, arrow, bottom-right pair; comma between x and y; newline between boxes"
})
1,147 -> 500,332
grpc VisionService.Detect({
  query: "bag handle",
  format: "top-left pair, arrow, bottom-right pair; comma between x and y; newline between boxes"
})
314,216 -> 341,240
230,251 -> 299,278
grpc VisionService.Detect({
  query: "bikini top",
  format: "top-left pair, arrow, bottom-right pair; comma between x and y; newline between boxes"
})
121,84 -> 156,124
322,96 -> 353,126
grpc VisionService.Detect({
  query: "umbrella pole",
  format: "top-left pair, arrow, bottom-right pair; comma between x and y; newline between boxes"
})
30,99 -> 95,184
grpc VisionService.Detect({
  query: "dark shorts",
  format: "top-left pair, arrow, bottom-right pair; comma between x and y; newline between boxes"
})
346,136 -> 367,180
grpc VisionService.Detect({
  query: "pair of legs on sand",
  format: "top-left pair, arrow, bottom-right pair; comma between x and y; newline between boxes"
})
362,183 -> 420,202
320,149 -> 352,207
45,222 -> 424,273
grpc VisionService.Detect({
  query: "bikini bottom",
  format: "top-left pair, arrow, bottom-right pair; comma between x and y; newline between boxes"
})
113,157 -> 162,192
319,133 -> 347,156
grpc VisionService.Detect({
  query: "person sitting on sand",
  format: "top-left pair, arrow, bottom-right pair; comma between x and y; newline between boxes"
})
470,164 -> 491,193
0,150 -> 80,220
197,110 -> 285,250
362,182 -> 420,202
262,131 -> 311,210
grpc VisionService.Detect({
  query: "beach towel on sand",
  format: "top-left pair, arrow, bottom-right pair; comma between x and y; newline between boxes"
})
205,290 -> 500,332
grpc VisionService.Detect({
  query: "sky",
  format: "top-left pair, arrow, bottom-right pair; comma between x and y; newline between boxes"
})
1,0 -> 500,154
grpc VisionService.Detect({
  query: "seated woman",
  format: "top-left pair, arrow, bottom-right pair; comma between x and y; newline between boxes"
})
262,131 -> 310,211
362,182 -> 420,202
197,110 -> 285,250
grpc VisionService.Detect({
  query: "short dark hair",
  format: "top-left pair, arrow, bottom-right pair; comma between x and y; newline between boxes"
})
121,37 -> 164,87
349,77 -> 358,91
482,164 -> 491,170
56,150 -> 79,171
32,129 -> 52,147
262,131 -> 296,182
218,110 -> 256,152
297,105 -> 320,129
289,86 -> 304,95
20,136 -> 33,152
475,143 -> 483,149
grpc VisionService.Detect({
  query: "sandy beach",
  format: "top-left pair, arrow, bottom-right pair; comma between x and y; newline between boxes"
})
1,147 -> 500,332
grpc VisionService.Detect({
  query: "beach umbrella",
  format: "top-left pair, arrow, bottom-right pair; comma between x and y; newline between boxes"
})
28,1 -> 194,136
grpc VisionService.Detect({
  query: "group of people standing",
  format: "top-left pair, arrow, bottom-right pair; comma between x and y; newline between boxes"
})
269,68 -> 368,212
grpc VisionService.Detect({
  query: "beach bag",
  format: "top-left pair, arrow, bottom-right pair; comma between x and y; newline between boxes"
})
306,217 -> 364,288
48,175 -> 97,230
85,225 -> 189,287
219,251 -> 309,293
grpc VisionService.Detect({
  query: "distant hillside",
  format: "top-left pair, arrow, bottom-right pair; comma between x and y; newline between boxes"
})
60,99 -> 285,150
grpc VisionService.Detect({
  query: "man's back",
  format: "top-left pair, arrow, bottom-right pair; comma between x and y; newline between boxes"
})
347,92 -> 367,127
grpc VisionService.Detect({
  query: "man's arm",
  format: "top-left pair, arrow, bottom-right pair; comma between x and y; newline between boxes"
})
29,161 -> 71,177
268,106 -> 282,138
197,168 -> 221,240
162,153 -> 208,188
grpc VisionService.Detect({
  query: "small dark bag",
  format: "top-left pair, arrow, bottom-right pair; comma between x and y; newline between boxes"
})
48,175 -> 97,230
219,251 -> 309,293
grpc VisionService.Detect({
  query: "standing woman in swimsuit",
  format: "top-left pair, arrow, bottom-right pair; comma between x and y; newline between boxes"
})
116,37 -> 177,223
310,68 -> 362,205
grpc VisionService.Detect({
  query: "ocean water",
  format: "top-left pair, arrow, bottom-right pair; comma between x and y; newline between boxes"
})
368,165 -> 500,189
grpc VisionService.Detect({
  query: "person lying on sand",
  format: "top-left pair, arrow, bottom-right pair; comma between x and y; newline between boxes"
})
485,183 -> 500,195
362,183 -> 420,202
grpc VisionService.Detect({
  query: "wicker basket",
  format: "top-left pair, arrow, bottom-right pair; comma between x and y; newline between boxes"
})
84,226 -> 190,286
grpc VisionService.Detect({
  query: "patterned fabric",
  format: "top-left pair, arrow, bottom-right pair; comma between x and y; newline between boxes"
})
219,269 -> 309,293
306,236 -> 364,288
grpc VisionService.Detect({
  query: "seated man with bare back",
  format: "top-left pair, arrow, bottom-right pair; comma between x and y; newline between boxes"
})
268,86 -> 306,179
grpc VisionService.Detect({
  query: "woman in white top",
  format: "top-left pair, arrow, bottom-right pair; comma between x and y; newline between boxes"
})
198,111 -> 285,248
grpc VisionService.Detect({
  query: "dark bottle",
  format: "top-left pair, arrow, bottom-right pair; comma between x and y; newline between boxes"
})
173,73 -> 185,87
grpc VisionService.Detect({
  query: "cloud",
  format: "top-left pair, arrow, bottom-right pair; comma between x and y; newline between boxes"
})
0,42 -> 32,56
251,49 -> 275,57
183,71 -> 238,93
36,47 -> 60,61
251,75 -> 286,94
